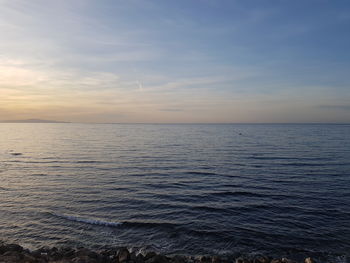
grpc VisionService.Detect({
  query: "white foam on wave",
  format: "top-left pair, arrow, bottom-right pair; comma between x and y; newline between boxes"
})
52,212 -> 123,227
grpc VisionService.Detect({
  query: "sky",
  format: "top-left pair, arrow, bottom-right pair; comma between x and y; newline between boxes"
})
0,0 -> 350,123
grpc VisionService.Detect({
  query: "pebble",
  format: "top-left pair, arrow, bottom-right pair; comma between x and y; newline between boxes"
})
118,247 -> 131,262
0,242 -> 321,263
304,258 -> 315,263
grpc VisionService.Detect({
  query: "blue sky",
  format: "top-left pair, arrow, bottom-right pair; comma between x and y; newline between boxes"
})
0,0 -> 349,122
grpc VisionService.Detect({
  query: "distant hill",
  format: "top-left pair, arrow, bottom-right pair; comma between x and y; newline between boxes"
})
0,119 -> 69,123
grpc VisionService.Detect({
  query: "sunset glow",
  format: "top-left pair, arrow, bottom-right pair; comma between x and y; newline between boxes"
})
1,0 -> 349,123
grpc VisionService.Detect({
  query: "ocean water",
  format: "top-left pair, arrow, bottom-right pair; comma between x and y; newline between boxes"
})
0,123 -> 349,262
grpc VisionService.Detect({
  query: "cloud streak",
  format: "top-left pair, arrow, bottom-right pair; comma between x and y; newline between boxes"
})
0,0 -> 350,123
319,105 -> 350,111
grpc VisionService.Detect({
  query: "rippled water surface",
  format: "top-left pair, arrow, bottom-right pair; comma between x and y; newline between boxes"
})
1,124 -> 349,261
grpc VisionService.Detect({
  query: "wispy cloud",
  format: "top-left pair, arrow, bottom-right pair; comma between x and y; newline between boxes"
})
0,0 -> 349,123
158,108 -> 184,112
319,105 -> 350,111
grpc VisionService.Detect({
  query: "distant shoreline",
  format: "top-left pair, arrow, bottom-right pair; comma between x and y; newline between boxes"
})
0,119 -> 69,123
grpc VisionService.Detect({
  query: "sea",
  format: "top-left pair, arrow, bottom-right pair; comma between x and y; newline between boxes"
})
0,123 -> 349,262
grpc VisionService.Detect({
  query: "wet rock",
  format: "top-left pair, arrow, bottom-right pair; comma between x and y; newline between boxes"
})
171,255 -> 187,263
118,247 -> 130,263
75,255 -> 100,263
0,243 -> 24,254
0,242 -> 318,263
186,256 -> 195,263
76,248 -> 91,257
128,251 -> 144,263
281,258 -> 297,263
144,252 -> 158,261
135,253 -> 146,263
1,250 -> 23,262
49,251 -> 62,261
74,248 -> 101,263
211,256 -> 221,263
40,251 -> 49,261
196,256 -> 210,263
99,248 -> 116,258
219,258 -> 230,263
30,249 -> 42,259
254,256 -> 271,263
146,254 -> 169,263
87,251 -> 99,261
236,257 -> 251,263
3,250 -> 22,257
0,246 -> 6,255
94,250 -> 112,263
38,246 -> 51,253
72,256 -> 88,263
304,258 -> 315,263
130,251 -> 137,261
22,252 -> 38,263
60,247 -> 76,259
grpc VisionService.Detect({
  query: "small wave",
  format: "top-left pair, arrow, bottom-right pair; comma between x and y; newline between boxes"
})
248,156 -> 296,160
51,212 -> 178,230
192,205 -> 228,213
209,191 -> 265,198
128,172 -> 165,177
283,162 -> 345,167
124,221 -> 179,229
51,213 -> 122,227
30,173 -> 47,177
11,152 -> 22,156
76,160 -> 103,164
187,171 -> 217,176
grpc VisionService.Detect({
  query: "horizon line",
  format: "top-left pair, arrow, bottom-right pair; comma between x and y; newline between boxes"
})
1,119 -> 349,125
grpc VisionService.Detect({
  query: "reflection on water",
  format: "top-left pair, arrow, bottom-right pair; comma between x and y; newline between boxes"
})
0,123 -> 349,262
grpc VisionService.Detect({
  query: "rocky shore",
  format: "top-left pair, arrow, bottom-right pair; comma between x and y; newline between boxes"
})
0,242 -> 318,263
